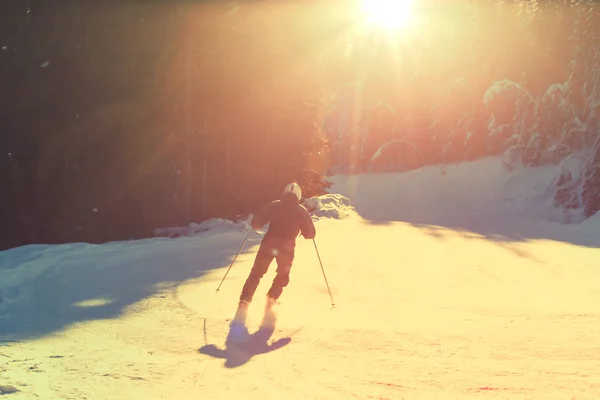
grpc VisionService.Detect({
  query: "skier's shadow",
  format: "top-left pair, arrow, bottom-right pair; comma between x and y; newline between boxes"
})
199,324 -> 292,368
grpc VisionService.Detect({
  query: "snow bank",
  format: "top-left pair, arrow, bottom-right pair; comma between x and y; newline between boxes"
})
155,216 -> 252,238
329,157 -> 558,221
154,195 -> 355,239
328,156 -> 600,246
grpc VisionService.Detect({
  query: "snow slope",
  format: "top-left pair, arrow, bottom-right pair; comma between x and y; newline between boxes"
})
1,157 -> 599,399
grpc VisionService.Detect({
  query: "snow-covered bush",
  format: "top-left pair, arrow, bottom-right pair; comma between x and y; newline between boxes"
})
485,73 -> 598,170
582,143 -> 600,218
303,194 -> 355,220
547,149 -> 599,216
502,145 -> 526,171
485,79 -> 537,155
538,134 -> 600,220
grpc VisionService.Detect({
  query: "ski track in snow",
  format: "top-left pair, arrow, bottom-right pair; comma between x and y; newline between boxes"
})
1,158 -> 600,399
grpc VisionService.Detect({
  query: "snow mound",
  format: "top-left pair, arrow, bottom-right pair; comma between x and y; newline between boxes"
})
155,216 -> 252,238
304,194 -> 356,220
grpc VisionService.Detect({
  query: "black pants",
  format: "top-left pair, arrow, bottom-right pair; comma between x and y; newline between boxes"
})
240,237 -> 295,303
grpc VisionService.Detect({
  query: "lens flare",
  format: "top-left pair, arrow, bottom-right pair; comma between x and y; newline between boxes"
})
362,0 -> 414,30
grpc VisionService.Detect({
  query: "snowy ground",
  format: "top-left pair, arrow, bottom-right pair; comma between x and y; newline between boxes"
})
1,157 -> 599,399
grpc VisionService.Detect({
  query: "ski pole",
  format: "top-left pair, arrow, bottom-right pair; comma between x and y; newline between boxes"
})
215,228 -> 254,294
313,239 -> 335,306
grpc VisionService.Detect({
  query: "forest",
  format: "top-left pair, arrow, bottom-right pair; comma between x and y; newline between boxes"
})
1,0 -> 599,250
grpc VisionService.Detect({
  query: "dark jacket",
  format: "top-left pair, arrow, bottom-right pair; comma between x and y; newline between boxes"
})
251,192 -> 316,243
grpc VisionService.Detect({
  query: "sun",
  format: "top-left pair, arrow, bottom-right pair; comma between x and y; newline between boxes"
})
362,0 -> 414,30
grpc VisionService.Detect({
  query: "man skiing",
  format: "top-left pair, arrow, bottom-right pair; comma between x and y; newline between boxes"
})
233,182 -> 316,329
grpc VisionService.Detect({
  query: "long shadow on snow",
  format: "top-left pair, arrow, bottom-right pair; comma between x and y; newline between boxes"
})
199,325 -> 291,368
0,231 -> 261,341
342,186 -> 599,248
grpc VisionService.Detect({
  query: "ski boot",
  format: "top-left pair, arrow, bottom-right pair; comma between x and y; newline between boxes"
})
227,300 -> 250,345
232,299 -> 250,325
260,297 -> 277,330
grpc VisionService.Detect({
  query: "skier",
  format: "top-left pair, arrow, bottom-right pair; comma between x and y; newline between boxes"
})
232,182 -> 316,328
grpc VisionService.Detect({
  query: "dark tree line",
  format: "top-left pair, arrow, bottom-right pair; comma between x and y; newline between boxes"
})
0,1 -> 332,250
1,0 -> 599,251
